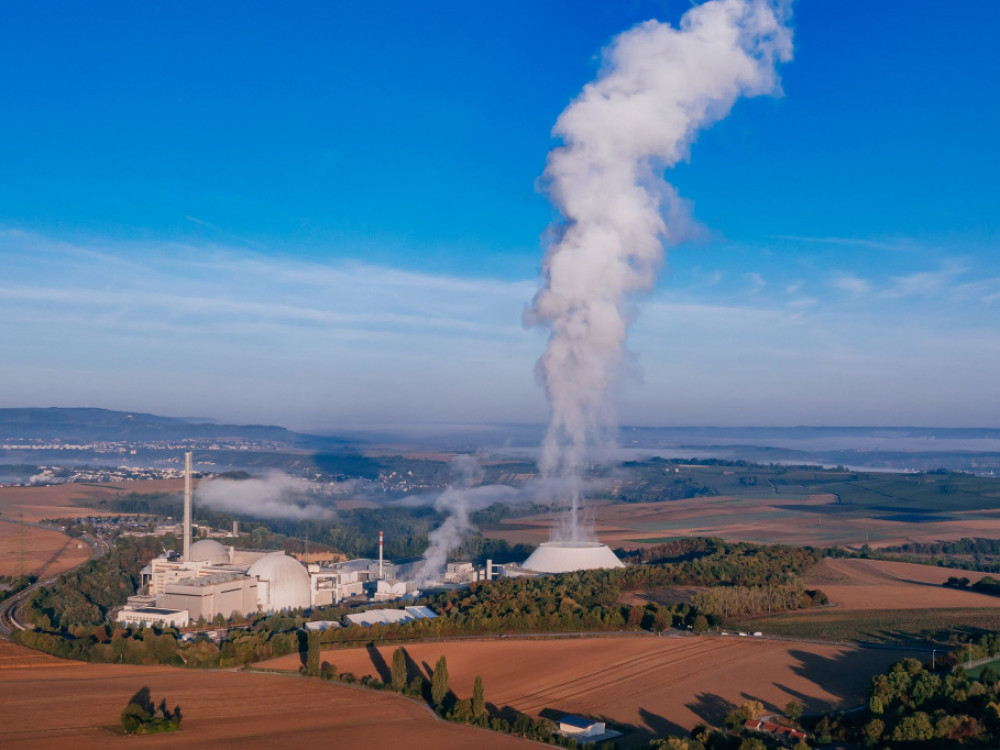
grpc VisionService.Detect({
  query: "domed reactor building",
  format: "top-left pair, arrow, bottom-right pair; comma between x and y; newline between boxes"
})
521,541 -> 624,574
117,453 -> 428,629
118,453 -> 320,628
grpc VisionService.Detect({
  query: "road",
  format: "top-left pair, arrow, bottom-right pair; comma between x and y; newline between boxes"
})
0,530 -> 106,639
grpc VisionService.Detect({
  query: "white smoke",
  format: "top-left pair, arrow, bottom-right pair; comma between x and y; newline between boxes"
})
412,456 -> 488,585
527,0 -> 793,540
196,472 -> 349,520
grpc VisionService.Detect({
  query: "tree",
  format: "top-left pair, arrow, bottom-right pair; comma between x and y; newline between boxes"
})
784,700 -> 803,721
431,655 -> 449,708
391,647 -> 407,691
892,711 -> 934,742
692,615 -> 709,633
305,629 -> 320,677
472,674 -> 486,720
861,718 -> 884,748
120,701 -> 151,734
726,699 -> 765,730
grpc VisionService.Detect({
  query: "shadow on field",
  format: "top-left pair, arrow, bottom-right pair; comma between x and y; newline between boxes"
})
773,683 -> 823,712
366,643 -> 391,684
638,707 -> 687,740
686,692 -> 736,725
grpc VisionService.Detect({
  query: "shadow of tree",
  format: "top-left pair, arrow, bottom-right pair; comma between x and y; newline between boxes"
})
128,686 -> 154,714
785,646 -> 931,713
366,643 -> 391,683
399,647 -> 424,683
639,706 -> 687,741
685,692 -> 736,726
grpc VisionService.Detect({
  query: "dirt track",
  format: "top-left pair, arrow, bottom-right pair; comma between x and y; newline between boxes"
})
0,639 -> 533,749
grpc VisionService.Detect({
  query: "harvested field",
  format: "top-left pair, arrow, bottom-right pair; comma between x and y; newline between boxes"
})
481,494 -> 1000,550
0,520 -> 90,577
0,479 -> 187,522
0,639 -> 533,749
803,558 -> 1000,611
733,607 -> 1000,645
258,636 -> 921,745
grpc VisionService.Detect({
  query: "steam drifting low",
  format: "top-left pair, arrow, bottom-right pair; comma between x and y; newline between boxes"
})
196,473 -> 353,520
528,0 -> 793,540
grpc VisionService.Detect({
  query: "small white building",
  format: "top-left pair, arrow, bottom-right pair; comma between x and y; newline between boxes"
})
118,606 -> 190,629
344,605 -> 438,628
558,715 -> 606,738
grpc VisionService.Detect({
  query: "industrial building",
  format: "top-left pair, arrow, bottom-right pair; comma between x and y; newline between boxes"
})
117,454 -> 455,627
512,541 -> 624,575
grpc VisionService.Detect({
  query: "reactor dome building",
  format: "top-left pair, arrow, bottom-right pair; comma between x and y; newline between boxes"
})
521,541 -> 625,574
248,552 -> 312,612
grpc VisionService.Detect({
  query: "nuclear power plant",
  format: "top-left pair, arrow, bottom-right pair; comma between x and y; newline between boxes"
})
117,453 -> 462,628
117,453 -> 624,629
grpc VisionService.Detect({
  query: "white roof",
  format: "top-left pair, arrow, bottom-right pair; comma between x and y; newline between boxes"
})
345,606 -> 438,628
522,542 -> 624,573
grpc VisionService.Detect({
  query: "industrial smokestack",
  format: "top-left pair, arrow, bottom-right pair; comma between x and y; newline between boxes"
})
378,530 -> 384,579
183,451 -> 192,561
232,520 -> 239,538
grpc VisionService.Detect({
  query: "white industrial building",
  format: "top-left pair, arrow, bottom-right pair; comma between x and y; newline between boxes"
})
345,605 -> 438,628
117,453 -> 444,628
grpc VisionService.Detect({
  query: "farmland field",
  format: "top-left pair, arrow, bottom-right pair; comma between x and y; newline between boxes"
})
0,479 -> 187,522
0,520 -> 90,578
802,558 -> 1000,610
481,491 -> 1000,551
0,639 -> 533,749
258,636 -> 926,746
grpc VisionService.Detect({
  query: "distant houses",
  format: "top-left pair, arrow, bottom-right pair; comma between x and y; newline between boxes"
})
744,718 -> 807,744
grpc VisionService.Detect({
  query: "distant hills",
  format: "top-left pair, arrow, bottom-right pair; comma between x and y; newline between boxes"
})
0,407 -> 344,447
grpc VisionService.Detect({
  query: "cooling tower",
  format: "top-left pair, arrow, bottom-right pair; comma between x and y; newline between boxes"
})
521,541 -> 624,574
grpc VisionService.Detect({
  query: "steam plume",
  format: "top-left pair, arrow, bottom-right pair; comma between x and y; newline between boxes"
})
196,472 -> 349,520
527,0 -> 793,540
413,456 -> 485,584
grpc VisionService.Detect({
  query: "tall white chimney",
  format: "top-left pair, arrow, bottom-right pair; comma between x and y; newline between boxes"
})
378,530 -> 384,579
183,452 -> 192,561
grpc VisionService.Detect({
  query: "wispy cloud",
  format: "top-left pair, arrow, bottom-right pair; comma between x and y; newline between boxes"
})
881,260 -> 967,299
744,272 -> 766,294
772,234 -> 923,252
830,272 -> 871,294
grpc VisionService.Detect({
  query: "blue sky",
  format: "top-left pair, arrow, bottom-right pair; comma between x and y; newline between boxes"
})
2,1 -> 999,429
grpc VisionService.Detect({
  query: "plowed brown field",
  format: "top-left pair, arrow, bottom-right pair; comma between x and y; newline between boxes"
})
258,636 -> 924,744
0,479 -> 187,522
482,494 -> 1000,550
803,558 -> 1000,611
0,521 -> 90,577
0,639 -> 533,749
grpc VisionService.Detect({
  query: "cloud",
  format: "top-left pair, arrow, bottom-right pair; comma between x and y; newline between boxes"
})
771,234 -> 923,252
830,272 -> 871,294
882,260 -> 967,298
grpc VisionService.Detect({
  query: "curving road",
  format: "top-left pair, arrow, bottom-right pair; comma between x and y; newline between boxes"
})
0,530 -> 106,639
